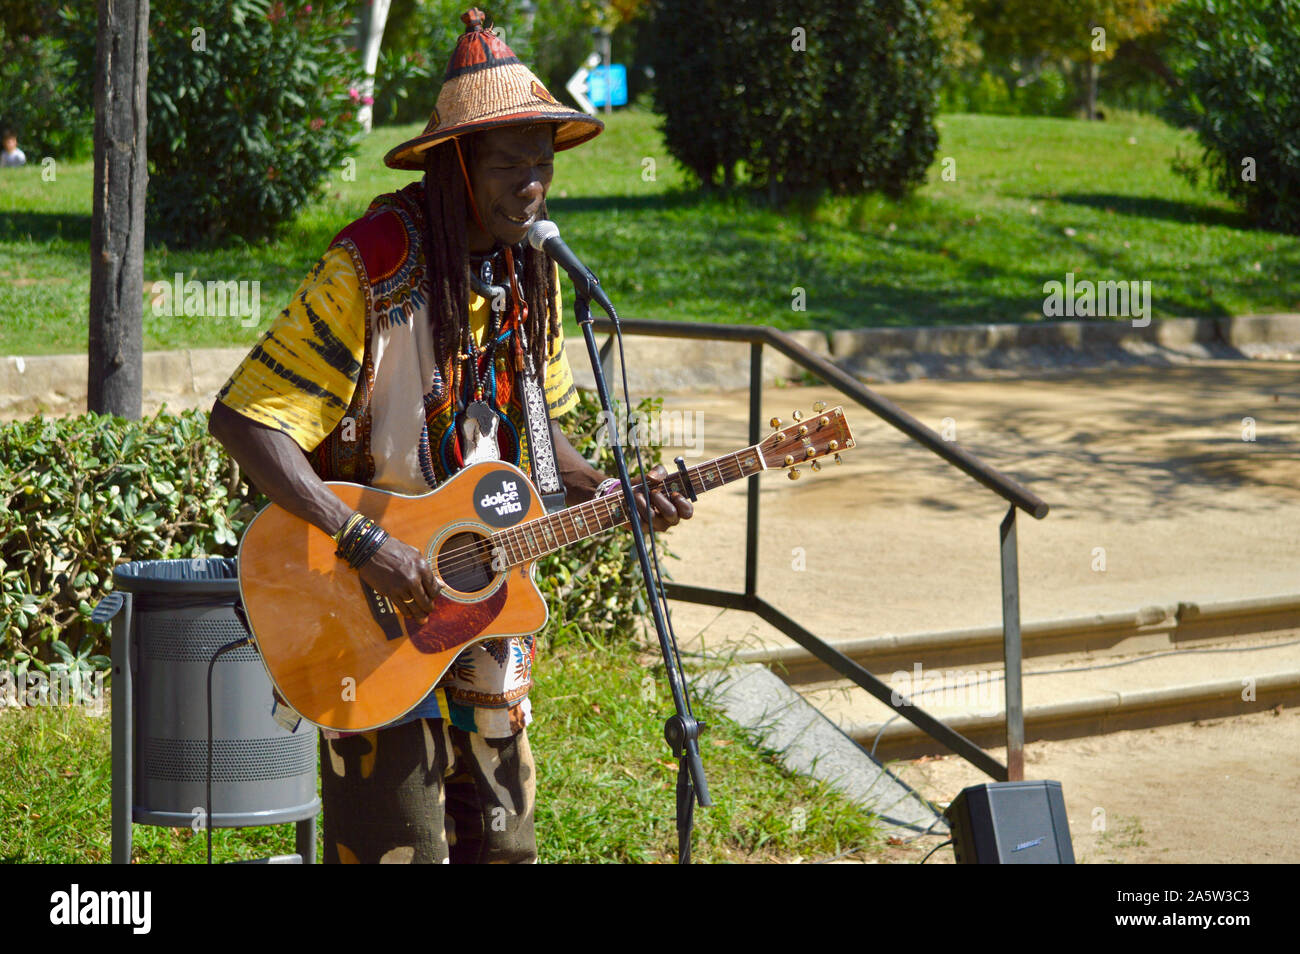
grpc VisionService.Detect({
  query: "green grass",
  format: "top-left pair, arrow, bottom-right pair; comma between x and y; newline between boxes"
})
4,107 -> 1296,356
0,637 -> 883,864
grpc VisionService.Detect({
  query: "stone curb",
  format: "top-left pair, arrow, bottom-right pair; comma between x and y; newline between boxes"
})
4,315 -> 1298,414
691,664 -> 946,836
830,314 -> 1300,382
850,670 -> 1300,761
566,329 -> 830,396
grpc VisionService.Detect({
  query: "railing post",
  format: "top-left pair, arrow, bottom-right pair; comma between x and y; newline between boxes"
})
598,334 -> 615,387
746,342 -> 762,597
1000,505 -> 1025,781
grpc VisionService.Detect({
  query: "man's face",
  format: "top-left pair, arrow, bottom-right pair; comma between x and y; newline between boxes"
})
464,125 -> 555,252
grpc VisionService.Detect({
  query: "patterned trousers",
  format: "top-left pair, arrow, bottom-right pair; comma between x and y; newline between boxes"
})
320,718 -> 536,863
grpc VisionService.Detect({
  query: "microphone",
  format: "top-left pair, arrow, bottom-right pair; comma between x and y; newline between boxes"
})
527,220 -> 615,317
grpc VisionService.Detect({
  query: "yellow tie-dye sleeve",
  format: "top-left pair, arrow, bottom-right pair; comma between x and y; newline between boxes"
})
215,246 -> 366,452
543,264 -> 579,417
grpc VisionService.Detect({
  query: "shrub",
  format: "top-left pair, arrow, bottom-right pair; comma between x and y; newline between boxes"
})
539,390 -> 669,648
1,410 -> 263,675
0,24 -> 92,160
1161,0 -> 1300,233
372,0 -> 551,127
370,0 -> 464,127
1,394 -> 665,673
642,0 -> 941,201
63,0 -> 361,247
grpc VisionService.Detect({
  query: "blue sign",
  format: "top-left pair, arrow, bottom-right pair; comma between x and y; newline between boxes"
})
588,64 -> 628,108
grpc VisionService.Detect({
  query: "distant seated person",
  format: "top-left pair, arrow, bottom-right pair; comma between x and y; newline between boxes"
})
1,129 -> 26,167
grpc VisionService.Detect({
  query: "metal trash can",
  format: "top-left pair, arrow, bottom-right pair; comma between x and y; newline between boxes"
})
98,557 -> 319,863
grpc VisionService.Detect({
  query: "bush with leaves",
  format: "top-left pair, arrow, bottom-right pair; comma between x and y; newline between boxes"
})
0,20 -> 91,160
642,0 -> 941,201
536,390 -> 669,649
62,0 -> 360,247
1,393 -> 665,673
373,0 -> 605,127
1,411 -> 262,672
370,0 -> 465,127
1161,0 -> 1300,233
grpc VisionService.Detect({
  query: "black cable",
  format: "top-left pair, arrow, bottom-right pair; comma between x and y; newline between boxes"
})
206,634 -> 255,865
920,838 -> 953,864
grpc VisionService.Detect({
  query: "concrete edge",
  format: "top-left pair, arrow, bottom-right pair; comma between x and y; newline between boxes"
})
4,314 -> 1299,408
848,670 -> 1300,760
726,592 -> 1300,676
690,663 -> 947,836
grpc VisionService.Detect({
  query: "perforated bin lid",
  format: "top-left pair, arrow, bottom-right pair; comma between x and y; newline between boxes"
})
112,557 -> 239,594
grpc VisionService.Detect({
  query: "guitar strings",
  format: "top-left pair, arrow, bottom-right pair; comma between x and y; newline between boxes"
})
433,452 -> 752,575
424,454 -> 752,579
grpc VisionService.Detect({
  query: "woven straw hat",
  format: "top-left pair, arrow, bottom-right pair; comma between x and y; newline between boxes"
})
384,8 -> 604,170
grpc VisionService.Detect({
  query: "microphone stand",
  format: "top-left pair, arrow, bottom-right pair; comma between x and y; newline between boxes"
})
569,271 -> 712,864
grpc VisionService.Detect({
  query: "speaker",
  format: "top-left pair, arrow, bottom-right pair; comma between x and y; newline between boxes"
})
944,780 -> 1075,864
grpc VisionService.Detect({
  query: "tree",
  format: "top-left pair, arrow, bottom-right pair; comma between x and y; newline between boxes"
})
1162,0 -> 1300,233
88,0 -> 148,419
644,0 -> 940,201
353,0 -> 392,133
967,0 -> 1175,117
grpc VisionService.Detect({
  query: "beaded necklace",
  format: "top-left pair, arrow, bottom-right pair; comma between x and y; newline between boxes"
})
453,242 -> 530,466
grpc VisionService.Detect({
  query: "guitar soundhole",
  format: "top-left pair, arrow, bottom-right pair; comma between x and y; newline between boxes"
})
437,531 -> 496,594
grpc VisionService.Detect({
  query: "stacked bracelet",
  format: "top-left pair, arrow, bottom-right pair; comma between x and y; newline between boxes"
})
333,512 -> 390,569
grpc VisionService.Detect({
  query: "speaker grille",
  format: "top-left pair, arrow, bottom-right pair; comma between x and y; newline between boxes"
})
141,736 -> 316,782
138,613 -> 259,663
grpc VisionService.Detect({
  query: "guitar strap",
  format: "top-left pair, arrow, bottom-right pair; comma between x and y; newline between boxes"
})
470,254 -> 567,514
517,328 -> 568,514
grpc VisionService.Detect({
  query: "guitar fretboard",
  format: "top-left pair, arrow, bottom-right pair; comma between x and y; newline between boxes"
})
491,446 -> 766,567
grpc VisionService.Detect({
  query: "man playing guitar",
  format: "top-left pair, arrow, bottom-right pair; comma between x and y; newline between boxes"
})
210,8 -> 691,863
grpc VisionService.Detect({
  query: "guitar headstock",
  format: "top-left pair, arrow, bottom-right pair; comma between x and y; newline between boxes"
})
759,403 -> 855,478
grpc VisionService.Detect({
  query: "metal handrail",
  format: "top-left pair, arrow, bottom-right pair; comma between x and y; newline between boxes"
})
593,316 -> 1051,783
599,318 -> 1049,519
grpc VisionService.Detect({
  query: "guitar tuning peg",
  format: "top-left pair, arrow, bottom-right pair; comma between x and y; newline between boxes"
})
787,467 -> 801,480
834,453 -> 843,465
769,416 -> 782,429
813,401 -> 827,412
811,459 -> 821,472
792,409 -> 803,421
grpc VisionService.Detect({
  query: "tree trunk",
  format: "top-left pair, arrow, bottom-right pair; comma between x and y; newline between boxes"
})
355,0 -> 392,134
1087,59 -> 1098,120
88,0 -> 148,419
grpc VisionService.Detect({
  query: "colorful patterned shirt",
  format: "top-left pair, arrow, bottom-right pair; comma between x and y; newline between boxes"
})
218,182 -> 578,738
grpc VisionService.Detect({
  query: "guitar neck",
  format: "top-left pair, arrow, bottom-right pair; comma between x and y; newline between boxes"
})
491,445 -> 766,568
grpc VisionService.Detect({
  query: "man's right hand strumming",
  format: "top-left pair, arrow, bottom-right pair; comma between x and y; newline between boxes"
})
357,536 -> 442,621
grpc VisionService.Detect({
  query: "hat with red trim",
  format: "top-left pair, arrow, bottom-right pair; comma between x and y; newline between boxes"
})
384,7 -> 604,170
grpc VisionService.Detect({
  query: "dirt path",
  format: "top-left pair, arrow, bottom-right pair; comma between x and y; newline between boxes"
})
875,705 -> 1300,864
651,363 -> 1300,865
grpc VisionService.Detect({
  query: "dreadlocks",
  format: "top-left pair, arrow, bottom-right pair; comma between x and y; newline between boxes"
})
421,131 -> 560,407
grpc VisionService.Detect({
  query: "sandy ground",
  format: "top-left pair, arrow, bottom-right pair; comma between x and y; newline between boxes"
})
657,363 -> 1300,648
647,361 -> 1300,865
872,705 -> 1300,864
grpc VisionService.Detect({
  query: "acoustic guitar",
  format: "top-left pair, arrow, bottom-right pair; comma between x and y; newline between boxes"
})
238,405 -> 855,731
